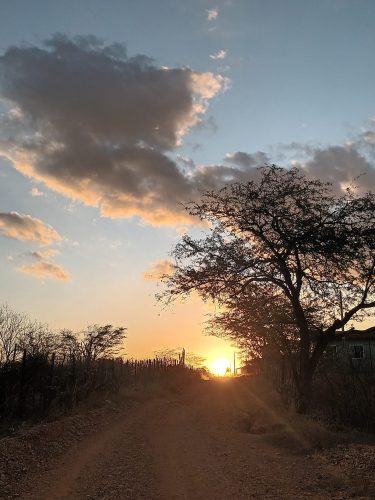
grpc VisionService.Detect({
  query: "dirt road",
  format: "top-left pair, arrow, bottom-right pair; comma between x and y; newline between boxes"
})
2,378 -> 374,499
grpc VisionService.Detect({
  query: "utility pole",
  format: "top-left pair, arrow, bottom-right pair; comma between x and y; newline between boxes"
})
339,290 -> 345,332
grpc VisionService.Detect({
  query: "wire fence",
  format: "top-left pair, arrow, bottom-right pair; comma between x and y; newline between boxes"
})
258,353 -> 375,429
0,352 -> 190,431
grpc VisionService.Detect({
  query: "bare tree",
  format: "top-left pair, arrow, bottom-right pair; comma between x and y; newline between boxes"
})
0,304 -> 23,364
154,348 -> 206,367
17,319 -> 55,357
80,325 -> 127,363
0,304 -> 56,363
57,325 -> 127,364
57,329 -> 82,361
161,166 -> 375,412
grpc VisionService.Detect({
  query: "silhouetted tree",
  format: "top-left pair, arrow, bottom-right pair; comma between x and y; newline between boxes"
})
57,325 -> 127,364
0,304 -> 24,364
0,304 -> 55,364
154,347 -> 206,367
57,329 -> 81,360
17,319 -> 55,357
80,324 -> 127,362
162,166 -> 375,412
207,292 -> 300,361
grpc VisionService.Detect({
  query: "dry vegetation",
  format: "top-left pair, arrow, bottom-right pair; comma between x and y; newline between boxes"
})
0,303 -> 199,435
1,302 -> 375,498
1,375 -> 375,499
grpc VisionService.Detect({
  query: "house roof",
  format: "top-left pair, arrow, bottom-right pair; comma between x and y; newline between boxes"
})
337,326 -> 375,341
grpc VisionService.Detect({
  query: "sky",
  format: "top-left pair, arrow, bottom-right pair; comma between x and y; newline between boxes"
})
0,0 -> 375,364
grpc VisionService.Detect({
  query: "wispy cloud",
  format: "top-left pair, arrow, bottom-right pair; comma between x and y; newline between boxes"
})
19,260 -> 70,281
0,212 -> 61,245
176,155 -> 195,170
143,259 -> 174,281
18,248 -> 69,281
362,130 -> 375,145
210,50 -> 227,60
207,8 -> 218,21
30,187 -> 45,197
29,249 -> 60,259
0,212 -> 69,281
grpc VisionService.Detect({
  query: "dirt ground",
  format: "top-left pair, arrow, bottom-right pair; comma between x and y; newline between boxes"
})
1,377 -> 375,499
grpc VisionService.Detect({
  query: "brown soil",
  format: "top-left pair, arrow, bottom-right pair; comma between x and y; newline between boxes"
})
1,378 -> 375,499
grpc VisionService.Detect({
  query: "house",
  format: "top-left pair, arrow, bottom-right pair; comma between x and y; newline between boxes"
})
325,326 -> 375,371
243,326 -> 375,377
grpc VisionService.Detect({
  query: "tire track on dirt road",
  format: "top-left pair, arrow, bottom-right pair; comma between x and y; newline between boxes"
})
6,379 -> 371,499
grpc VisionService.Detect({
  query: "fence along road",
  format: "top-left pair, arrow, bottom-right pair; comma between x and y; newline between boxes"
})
5,377 -> 367,500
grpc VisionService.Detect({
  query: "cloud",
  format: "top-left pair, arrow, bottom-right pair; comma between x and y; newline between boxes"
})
303,146 -> 375,192
143,259 -> 174,281
176,155 -> 195,170
0,212 -> 61,244
109,240 -> 122,250
1,218 -> 69,280
19,260 -> 70,281
260,136 -> 375,194
224,151 -> 269,169
30,187 -> 45,197
362,130 -> 375,145
29,249 -> 60,259
225,143 -> 375,194
17,248 -> 69,281
207,8 -> 218,21
0,35 -> 227,226
276,142 -> 316,157
210,50 -> 227,60
3,35 -> 372,227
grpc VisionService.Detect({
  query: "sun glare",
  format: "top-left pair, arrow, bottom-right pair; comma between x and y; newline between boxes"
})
210,358 -> 231,376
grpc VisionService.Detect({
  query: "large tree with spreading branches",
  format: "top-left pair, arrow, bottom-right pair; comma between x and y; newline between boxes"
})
161,166 -> 375,412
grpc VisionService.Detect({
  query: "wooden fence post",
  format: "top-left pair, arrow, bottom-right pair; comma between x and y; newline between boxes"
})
17,349 -> 27,419
44,352 -> 55,414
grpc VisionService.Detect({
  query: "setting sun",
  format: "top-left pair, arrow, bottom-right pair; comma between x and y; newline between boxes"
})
0,2 -> 374,498
210,358 -> 231,377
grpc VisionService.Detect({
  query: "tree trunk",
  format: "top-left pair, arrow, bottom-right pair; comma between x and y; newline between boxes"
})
295,327 -> 313,413
295,369 -> 313,414
294,333 -> 334,413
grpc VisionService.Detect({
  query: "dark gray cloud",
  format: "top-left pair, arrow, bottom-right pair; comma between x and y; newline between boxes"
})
0,34 -> 210,150
191,163 -> 261,191
0,35 -> 228,225
303,145 -> 375,192
224,151 -> 269,169
225,142 -> 375,194
1,35 -> 373,226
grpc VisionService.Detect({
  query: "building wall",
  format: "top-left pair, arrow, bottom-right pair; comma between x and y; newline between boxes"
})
327,338 -> 375,371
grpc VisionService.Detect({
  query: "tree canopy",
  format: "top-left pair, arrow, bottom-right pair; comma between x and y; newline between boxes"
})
162,166 -> 375,410
59,324 -> 127,362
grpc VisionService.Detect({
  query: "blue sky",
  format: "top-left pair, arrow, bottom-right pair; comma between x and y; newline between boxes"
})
0,0 -> 374,362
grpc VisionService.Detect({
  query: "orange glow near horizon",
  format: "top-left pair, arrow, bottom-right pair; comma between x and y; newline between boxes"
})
210,358 -> 231,376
